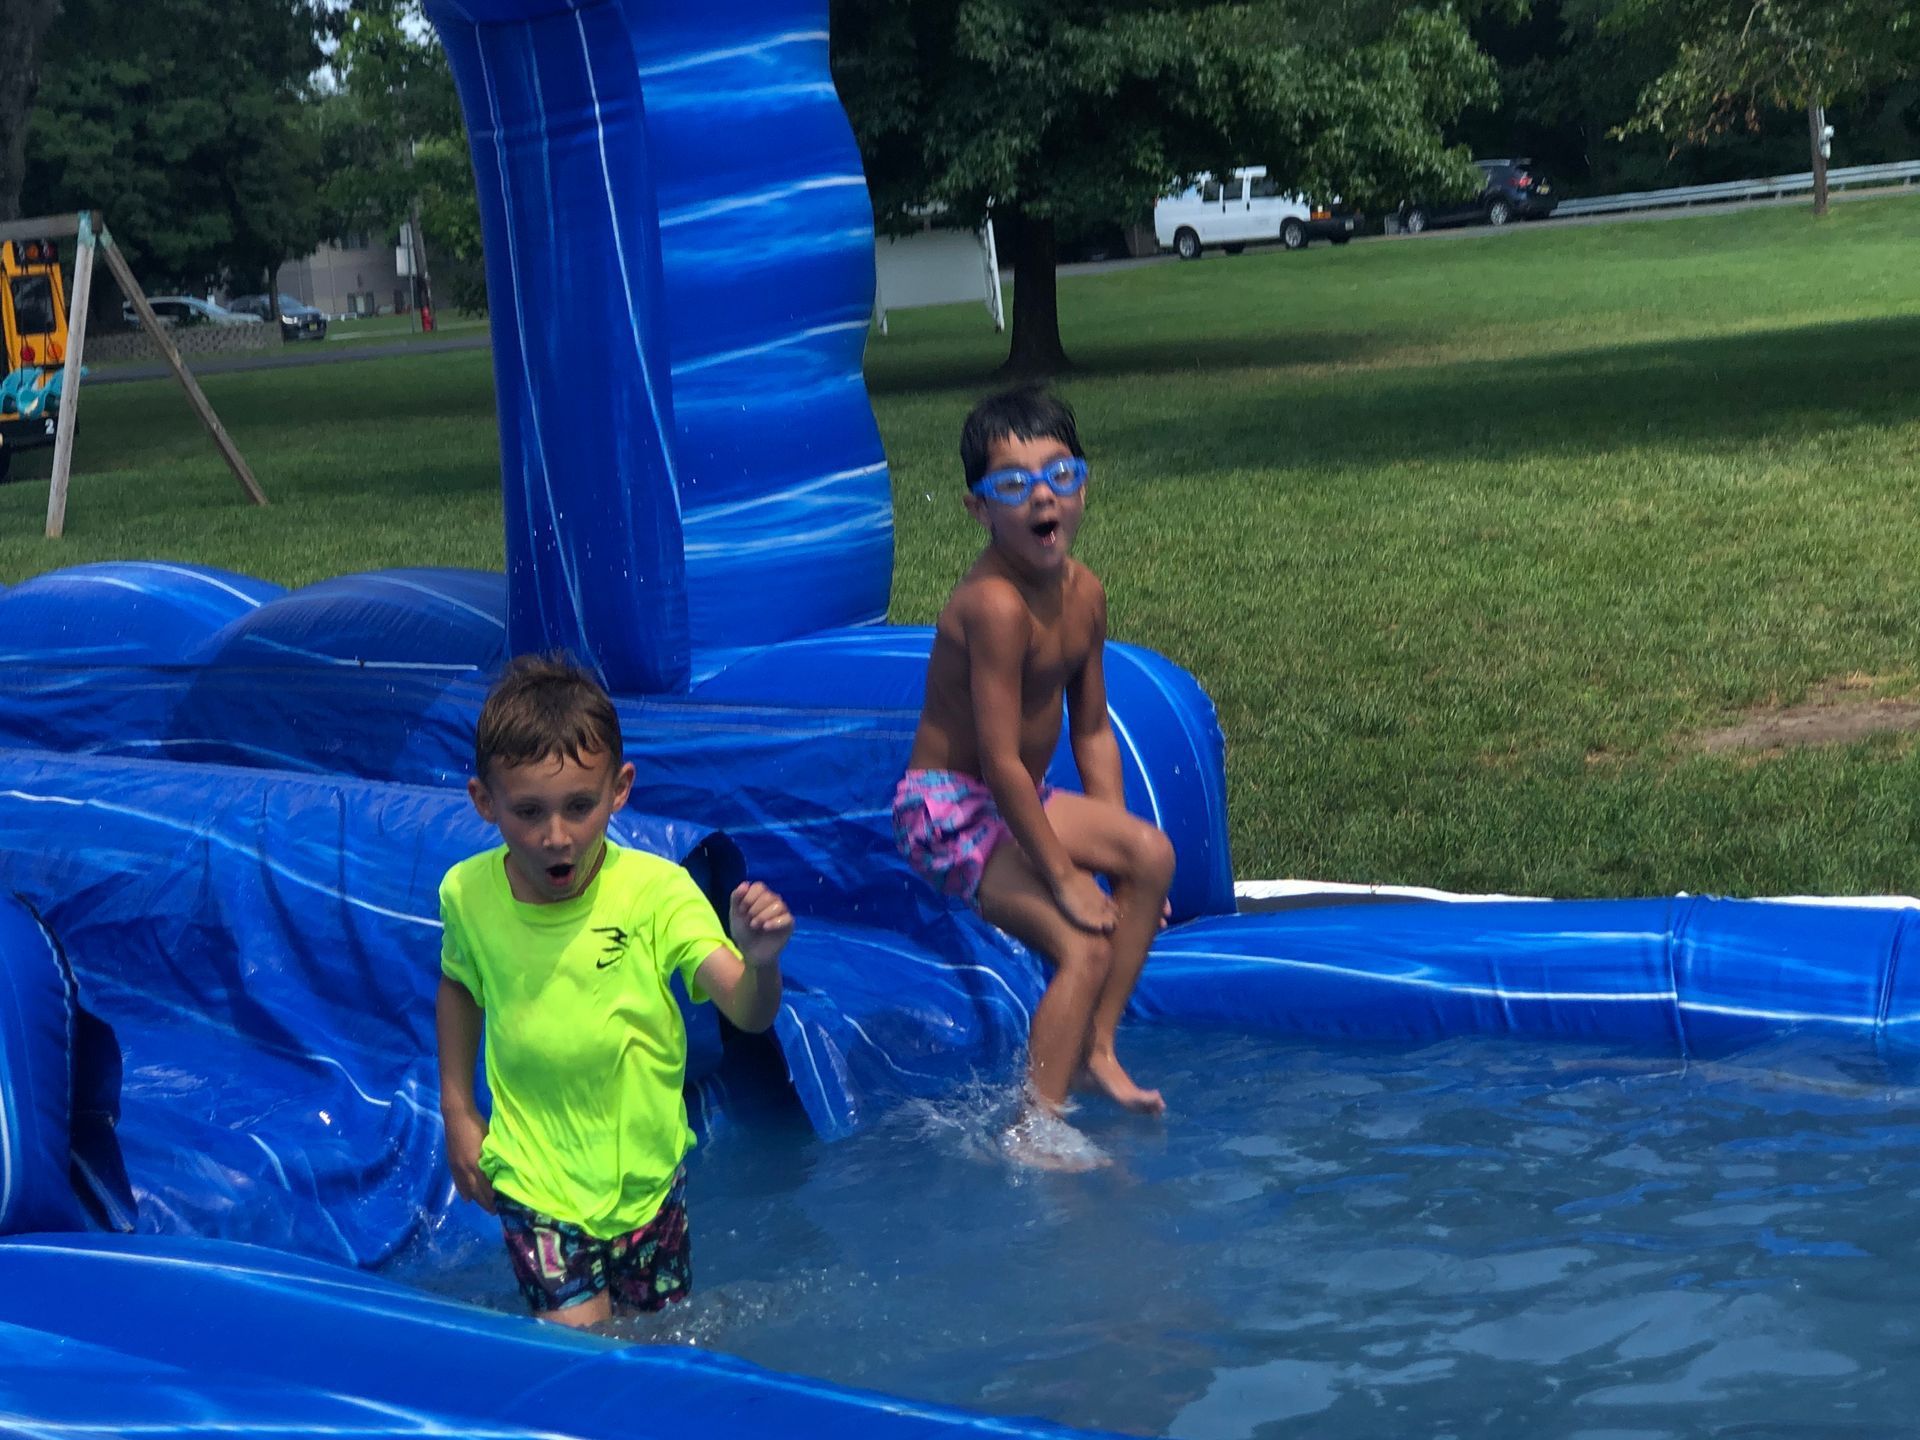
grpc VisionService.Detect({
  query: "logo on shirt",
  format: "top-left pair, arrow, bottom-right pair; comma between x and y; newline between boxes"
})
592,926 -> 630,969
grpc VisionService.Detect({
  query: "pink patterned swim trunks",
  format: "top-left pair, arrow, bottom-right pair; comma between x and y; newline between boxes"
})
892,768 -> 1053,905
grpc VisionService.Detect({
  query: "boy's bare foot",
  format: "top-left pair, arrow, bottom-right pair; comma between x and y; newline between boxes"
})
1001,1107 -> 1110,1173
1083,1050 -> 1166,1114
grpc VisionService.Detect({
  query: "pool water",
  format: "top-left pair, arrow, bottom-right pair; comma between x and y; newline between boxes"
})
400,1029 -> 1920,1438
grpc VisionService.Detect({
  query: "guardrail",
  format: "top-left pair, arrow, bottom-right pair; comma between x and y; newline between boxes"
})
1553,158 -> 1920,217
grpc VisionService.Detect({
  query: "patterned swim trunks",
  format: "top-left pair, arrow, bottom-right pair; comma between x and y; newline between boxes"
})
892,768 -> 1053,904
495,1168 -> 690,1315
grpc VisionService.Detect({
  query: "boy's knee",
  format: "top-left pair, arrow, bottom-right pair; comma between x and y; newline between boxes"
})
1131,825 -> 1176,889
1057,933 -> 1114,984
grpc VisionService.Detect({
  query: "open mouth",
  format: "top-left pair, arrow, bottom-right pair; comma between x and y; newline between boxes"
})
1031,518 -> 1061,546
545,862 -> 576,887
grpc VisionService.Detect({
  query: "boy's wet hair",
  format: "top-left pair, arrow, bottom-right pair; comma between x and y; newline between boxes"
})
474,653 -> 623,782
960,386 -> 1085,487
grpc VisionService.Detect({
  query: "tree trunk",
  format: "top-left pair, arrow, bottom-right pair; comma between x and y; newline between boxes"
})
999,211 -> 1070,377
0,0 -> 62,222
1807,100 -> 1829,217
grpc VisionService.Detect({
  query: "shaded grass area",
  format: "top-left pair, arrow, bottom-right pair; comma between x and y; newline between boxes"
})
6,199 -> 1920,895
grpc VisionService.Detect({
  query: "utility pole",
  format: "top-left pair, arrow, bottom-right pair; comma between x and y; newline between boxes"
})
408,201 -> 435,332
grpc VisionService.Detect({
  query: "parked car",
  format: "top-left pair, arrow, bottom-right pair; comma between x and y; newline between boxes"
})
1398,159 -> 1558,233
122,296 -> 264,329
1154,167 -> 1361,259
228,293 -> 329,341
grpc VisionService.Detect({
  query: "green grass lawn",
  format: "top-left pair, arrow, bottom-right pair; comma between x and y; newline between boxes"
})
5,199 -> 1920,896
324,312 -> 491,345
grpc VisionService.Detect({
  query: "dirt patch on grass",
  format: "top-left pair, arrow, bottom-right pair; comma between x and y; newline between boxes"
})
1693,674 -> 1920,755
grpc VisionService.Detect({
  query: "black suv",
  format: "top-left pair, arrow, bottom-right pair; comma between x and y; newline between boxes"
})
229,294 -> 330,341
1399,159 -> 1557,234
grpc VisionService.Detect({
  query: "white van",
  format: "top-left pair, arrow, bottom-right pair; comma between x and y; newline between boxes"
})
1153,166 -> 1359,259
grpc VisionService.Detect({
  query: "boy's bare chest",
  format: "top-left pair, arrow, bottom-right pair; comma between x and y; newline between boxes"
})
1020,612 -> 1093,690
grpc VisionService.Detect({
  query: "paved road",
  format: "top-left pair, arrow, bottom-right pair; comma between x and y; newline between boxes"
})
88,332 -> 491,386
1055,181 -> 1918,277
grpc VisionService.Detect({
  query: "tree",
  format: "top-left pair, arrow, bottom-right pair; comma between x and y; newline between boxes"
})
832,0 -> 1496,375
0,0 -> 62,222
320,1 -> 485,314
1614,0 -> 1920,215
20,0 -> 331,292
1452,0 -> 1685,194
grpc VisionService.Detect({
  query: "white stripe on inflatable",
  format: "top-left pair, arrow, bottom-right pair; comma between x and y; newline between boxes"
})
0,1074 -> 12,1224
69,1152 -> 134,1232
136,562 -> 268,607
41,574 -> 147,595
247,1132 -> 292,1188
475,33 -> 585,641
779,1003 -> 833,1122
361,574 -> 505,629
0,788 -> 440,932
1151,946 -> 1677,1005
686,462 -> 888,523
639,29 -> 830,79
674,318 -> 870,375
1237,878 -> 1920,908
839,1015 -> 967,1083
1235,878 -> 1546,903
660,174 -> 866,230
1105,706 -> 1163,828
575,7 -> 683,525
684,508 -> 891,559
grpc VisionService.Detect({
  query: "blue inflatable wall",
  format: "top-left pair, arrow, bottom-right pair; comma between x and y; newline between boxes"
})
426,0 -> 890,692
0,564 -> 1237,924
0,1231 -> 1106,1439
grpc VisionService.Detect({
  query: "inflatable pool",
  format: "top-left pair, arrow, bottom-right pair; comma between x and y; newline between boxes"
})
2,1 -> 1914,1434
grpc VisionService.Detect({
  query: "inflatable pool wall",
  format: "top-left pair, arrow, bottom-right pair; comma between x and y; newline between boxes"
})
428,0 -> 892,691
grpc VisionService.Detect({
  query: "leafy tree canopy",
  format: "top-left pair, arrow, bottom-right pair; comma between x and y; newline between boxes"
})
833,0 -> 1499,372
23,0 -> 332,292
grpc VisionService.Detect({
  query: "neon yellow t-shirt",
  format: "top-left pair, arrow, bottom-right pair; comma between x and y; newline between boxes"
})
439,841 -> 735,1238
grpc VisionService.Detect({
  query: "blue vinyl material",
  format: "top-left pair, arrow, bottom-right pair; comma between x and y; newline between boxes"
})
0,894 -> 134,1238
1139,897 -> 1920,1078
0,744 -> 1047,1249
1,0 -> 1908,1430
0,1232 -> 1107,1438
0,895 -> 85,1236
0,590 -> 1237,922
0,748 -> 735,1263
0,562 -> 282,665
426,0 -> 890,690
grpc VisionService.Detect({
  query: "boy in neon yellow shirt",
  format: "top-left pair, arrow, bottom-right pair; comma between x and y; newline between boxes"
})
437,655 -> 792,1328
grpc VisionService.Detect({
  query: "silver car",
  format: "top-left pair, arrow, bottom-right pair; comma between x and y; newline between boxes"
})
122,296 -> 265,329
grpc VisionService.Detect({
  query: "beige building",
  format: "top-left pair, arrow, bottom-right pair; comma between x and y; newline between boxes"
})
275,232 -> 408,319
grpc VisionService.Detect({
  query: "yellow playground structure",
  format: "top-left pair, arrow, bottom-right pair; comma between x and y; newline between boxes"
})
0,233 -> 73,484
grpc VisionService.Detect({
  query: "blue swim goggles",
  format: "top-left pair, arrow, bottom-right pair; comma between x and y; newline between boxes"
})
970,456 -> 1089,506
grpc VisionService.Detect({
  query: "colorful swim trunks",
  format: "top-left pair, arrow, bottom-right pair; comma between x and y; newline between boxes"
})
892,768 -> 1052,904
495,1168 -> 690,1315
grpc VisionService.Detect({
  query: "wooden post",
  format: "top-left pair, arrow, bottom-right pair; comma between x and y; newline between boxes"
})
0,215 -> 80,244
44,210 -> 97,539
95,220 -> 268,508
